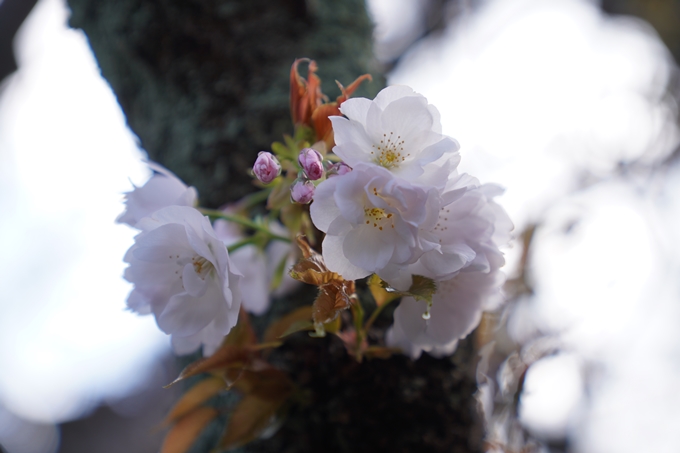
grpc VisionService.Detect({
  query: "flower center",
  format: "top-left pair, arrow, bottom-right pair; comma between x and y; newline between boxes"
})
191,256 -> 213,280
371,132 -> 409,169
364,207 -> 394,231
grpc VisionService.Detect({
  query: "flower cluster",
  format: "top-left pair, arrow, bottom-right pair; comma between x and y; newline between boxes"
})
309,86 -> 512,358
117,61 -> 513,452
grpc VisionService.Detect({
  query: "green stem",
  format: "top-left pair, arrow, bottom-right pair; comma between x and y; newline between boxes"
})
227,237 -> 257,253
199,208 -> 291,243
364,297 -> 398,333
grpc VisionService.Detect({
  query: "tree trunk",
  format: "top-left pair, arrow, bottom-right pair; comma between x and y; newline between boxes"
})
66,1 -> 483,451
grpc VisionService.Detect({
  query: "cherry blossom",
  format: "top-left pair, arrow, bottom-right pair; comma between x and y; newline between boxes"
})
116,162 -> 197,228
385,180 -> 512,358
310,162 -> 441,281
330,85 -> 460,187
124,206 -> 242,356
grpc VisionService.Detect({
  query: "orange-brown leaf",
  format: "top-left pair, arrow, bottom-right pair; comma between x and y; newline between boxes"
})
312,280 -> 355,325
223,309 -> 257,347
336,73 -> 372,104
290,266 -> 341,286
232,368 -> 294,400
263,306 -> 313,343
163,377 -> 226,426
311,102 -> 341,147
167,345 -> 251,387
219,395 -> 282,451
160,407 -> 218,453
294,235 -> 318,260
220,369 -> 294,450
290,59 -> 323,127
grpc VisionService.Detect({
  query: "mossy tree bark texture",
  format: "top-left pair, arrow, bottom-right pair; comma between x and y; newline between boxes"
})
66,1 -> 483,451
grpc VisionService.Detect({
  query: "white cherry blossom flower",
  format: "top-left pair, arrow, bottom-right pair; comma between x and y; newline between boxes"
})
117,162 -> 198,228
310,162 -> 440,281
124,206 -> 242,356
330,85 -> 460,187
380,175 -> 513,289
387,264 -> 506,359
385,180 -> 512,358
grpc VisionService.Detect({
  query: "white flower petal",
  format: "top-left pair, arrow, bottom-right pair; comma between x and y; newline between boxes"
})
117,162 -> 197,228
373,85 -> 417,109
310,177 -> 341,231
379,95 -> 432,142
338,97 -> 373,123
157,286 -> 219,337
321,235 -> 371,281
343,226 -> 395,272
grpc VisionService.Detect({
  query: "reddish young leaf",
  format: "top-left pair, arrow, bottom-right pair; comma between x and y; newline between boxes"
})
160,407 -> 218,453
163,377 -> 226,426
311,102 -> 341,147
290,58 -> 323,127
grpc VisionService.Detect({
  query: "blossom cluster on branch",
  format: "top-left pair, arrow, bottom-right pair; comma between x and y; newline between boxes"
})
116,59 -> 512,450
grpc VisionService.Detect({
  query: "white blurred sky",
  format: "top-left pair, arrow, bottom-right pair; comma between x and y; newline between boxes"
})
0,0 -> 169,426
2,0 -> 680,452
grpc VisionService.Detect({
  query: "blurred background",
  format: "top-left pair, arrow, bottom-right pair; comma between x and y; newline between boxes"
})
1,0 -> 680,451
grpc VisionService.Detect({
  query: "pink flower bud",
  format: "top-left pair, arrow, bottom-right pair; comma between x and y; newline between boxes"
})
327,162 -> 352,178
290,179 -> 315,204
253,151 -> 281,184
298,148 -> 325,180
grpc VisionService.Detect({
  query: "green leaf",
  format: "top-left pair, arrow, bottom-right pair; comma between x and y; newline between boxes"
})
368,274 -> 400,307
270,141 -> 289,158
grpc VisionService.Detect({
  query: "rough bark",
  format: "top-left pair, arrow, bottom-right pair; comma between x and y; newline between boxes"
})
65,1 -> 483,451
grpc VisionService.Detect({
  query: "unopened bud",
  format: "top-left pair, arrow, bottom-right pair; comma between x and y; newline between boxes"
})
253,151 -> 281,184
298,148 -> 325,180
290,179 -> 315,204
327,162 -> 352,178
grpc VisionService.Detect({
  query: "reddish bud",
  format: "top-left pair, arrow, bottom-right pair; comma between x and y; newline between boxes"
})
253,152 -> 281,184
290,179 -> 315,204
298,148 -> 325,180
